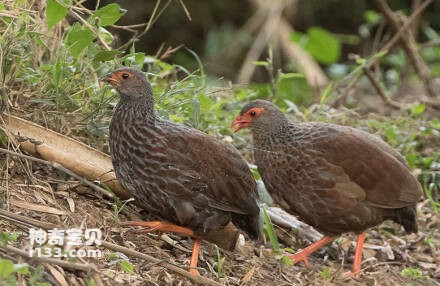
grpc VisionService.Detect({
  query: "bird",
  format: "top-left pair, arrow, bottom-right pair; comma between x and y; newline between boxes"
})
101,68 -> 260,275
231,99 -> 423,276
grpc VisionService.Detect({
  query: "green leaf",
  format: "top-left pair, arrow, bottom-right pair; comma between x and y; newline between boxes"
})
94,50 -> 120,62
0,259 -> 14,278
65,23 -> 94,58
320,267 -> 331,279
13,264 -> 28,275
46,0 -> 69,29
120,260 -> 133,274
305,27 -> 341,64
278,73 -> 305,79
0,231 -> 18,246
279,255 -> 294,266
364,10 -> 381,24
94,4 -> 127,26
262,207 -> 280,251
215,245 -> 223,277
410,103 -> 426,117
252,61 -> 268,67
405,153 -> 418,169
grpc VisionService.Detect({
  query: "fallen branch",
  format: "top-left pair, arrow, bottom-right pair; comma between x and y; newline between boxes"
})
0,114 -> 128,199
0,208 -> 223,286
265,206 -> 322,243
0,147 -> 114,199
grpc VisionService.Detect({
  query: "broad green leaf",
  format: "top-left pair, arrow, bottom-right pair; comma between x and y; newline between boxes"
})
98,27 -> 114,44
364,10 -> 381,24
94,4 -> 127,26
46,0 -> 70,29
65,23 -> 94,58
0,259 -> 14,278
410,103 -> 426,117
305,27 -> 341,64
94,50 -> 120,62
120,260 -> 133,274
12,264 -> 28,275
405,153 -> 417,169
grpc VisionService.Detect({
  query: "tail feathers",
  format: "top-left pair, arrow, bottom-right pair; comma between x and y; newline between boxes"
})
392,205 -> 418,233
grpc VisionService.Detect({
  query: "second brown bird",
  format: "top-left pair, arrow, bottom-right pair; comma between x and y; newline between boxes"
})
232,99 -> 423,276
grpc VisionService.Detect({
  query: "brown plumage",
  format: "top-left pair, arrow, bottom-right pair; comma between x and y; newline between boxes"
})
232,99 -> 423,275
102,68 -> 260,275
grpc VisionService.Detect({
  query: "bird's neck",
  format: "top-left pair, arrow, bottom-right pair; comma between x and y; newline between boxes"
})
251,117 -> 293,147
115,95 -> 155,123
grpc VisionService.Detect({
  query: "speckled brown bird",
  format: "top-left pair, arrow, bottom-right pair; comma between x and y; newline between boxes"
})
232,99 -> 423,275
102,68 -> 260,275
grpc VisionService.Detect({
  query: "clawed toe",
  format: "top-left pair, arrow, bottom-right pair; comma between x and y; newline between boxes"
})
287,253 -> 310,267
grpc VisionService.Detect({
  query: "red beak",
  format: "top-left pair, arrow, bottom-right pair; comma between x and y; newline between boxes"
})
231,115 -> 251,132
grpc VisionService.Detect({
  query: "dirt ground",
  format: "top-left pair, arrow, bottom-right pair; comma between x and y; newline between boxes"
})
0,161 -> 438,286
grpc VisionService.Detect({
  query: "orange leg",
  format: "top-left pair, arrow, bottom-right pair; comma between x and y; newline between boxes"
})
121,220 -> 200,275
189,239 -> 201,276
351,231 -> 366,275
120,221 -> 195,236
287,236 -> 336,266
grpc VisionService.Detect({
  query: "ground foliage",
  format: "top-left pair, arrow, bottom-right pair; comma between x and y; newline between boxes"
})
0,1 -> 439,285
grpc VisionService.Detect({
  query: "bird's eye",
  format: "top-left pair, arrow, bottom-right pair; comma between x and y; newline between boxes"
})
249,111 -> 256,116
121,73 -> 129,79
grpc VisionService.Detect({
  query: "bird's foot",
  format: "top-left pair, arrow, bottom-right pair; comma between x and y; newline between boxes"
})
120,220 -> 195,237
286,251 -> 310,267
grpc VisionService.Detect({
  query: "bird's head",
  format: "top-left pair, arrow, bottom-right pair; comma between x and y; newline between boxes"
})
231,100 -> 286,132
101,67 -> 152,100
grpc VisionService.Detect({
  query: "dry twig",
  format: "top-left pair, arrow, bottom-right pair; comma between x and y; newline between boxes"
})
334,0 -> 436,106
362,67 -> 411,109
373,0 -> 436,97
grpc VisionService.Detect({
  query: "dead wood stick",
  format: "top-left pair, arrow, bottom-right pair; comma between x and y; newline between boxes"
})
0,208 -> 223,286
373,0 -> 436,97
0,147 -> 114,199
247,0 -> 328,88
362,67 -> 410,109
334,0 -> 434,106
0,244 -> 98,273
237,2 -> 284,84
